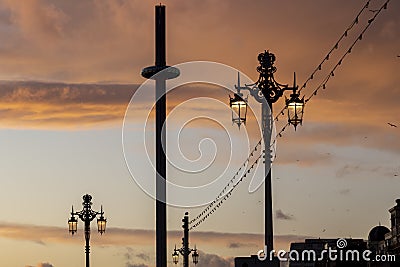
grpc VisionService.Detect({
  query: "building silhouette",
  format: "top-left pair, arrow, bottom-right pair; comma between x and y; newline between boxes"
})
287,199 -> 400,267
234,199 -> 400,267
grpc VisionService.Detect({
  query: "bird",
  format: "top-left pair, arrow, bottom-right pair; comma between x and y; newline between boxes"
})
388,122 -> 397,128
322,229 -> 326,232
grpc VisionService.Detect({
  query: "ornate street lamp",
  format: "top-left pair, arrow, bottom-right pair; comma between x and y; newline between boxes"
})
192,245 -> 199,264
68,207 -> 78,235
97,206 -> 107,235
229,92 -> 248,128
231,54 -> 304,129
172,212 -> 199,267
286,90 -> 304,130
229,50 -> 305,259
68,194 -> 106,267
172,245 -> 180,264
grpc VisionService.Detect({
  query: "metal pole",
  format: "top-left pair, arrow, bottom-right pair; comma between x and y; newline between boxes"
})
84,219 -> 90,267
263,101 -> 274,255
155,5 -> 167,267
183,212 -> 189,267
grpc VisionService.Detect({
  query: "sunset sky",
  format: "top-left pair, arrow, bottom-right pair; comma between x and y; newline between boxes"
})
0,0 -> 399,267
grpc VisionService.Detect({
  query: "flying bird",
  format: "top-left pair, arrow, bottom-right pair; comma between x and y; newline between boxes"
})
388,122 -> 397,128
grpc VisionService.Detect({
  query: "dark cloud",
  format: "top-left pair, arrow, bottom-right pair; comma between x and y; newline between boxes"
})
335,163 -> 390,178
338,189 -> 351,195
276,209 -> 294,220
126,264 -> 148,267
25,263 -> 54,267
0,81 -> 136,104
228,242 -> 257,249
195,251 -> 233,267
136,253 -> 150,262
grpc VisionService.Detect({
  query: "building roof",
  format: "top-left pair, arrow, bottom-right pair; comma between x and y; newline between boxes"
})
368,225 -> 390,242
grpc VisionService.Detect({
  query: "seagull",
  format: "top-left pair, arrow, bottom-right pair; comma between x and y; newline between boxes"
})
388,122 -> 397,128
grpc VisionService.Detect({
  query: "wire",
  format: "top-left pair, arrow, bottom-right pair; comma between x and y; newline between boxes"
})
189,138 -> 263,225
304,0 -> 391,103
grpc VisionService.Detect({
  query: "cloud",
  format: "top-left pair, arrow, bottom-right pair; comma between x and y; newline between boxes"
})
227,242 -> 256,249
0,81 -> 136,129
195,251 -> 233,267
126,264 -> 148,267
338,189 -> 351,195
0,222 -> 311,250
136,252 -> 150,262
0,0 -> 397,86
25,263 -> 54,267
335,163 -> 387,178
276,209 -> 294,221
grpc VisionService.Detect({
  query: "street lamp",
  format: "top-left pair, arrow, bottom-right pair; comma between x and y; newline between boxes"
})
172,245 -> 180,264
229,92 -> 248,128
172,212 -> 199,267
68,194 -> 107,267
230,50 -> 304,260
232,52 -> 304,129
286,90 -> 304,130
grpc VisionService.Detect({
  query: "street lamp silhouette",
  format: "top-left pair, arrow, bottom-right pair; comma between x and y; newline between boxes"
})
229,92 -> 248,128
229,50 -> 304,260
68,194 -> 107,267
172,212 -> 199,267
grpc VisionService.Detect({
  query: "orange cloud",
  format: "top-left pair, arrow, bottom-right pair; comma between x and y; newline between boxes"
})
0,222 -> 311,251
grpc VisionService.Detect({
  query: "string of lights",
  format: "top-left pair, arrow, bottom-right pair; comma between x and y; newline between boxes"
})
189,152 -> 264,230
305,0 -> 390,103
189,138 -> 263,225
298,0 -> 372,95
272,0 -> 387,125
189,0 -> 391,230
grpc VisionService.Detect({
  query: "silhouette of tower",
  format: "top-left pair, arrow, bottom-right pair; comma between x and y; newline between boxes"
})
141,4 -> 179,267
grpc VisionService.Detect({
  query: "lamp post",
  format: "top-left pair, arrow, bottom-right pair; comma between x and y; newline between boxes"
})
172,212 -> 199,267
229,51 -> 304,259
68,194 -> 107,267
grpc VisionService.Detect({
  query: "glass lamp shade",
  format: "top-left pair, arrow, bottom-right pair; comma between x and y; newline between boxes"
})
286,93 -> 304,130
97,216 -> 107,235
229,93 -> 248,128
192,249 -> 199,265
68,216 -> 78,235
172,249 -> 179,264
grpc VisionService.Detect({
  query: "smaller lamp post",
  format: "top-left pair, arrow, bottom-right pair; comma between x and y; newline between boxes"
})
172,212 -> 199,267
68,194 -> 107,267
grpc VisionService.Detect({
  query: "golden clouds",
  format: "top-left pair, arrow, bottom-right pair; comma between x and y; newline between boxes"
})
0,81 -> 134,129
0,222 -> 311,250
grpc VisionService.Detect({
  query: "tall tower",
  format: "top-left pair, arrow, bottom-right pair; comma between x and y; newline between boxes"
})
141,5 -> 179,267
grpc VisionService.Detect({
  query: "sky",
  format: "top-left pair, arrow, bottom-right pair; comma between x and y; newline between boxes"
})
0,0 -> 399,266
